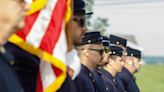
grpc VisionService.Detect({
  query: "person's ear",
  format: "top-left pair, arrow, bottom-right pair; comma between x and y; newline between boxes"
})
84,50 -> 89,57
109,58 -> 113,65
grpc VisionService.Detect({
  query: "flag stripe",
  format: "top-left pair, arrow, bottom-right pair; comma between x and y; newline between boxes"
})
39,0 -> 67,54
36,71 -> 44,92
16,13 -> 40,40
40,61 -> 56,90
26,0 -> 58,47
8,34 -> 66,92
53,26 -> 67,64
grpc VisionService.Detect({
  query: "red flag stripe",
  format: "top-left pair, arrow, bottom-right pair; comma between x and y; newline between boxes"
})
25,0 -> 58,48
16,12 -> 40,40
36,71 -> 44,92
39,0 -> 67,54
51,64 -> 62,77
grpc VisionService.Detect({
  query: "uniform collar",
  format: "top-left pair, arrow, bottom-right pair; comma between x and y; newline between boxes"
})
102,69 -> 114,80
102,69 -> 117,84
95,67 -> 103,74
122,67 -> 136,80
81,64 -> 93,77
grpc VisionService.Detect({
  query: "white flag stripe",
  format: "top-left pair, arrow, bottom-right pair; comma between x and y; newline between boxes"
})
53,25 -> 67,64
26,0 -> 57,47
40,61 -> 56,90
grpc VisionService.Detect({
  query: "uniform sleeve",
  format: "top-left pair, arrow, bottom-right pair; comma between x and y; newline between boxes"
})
126,79 -> 140,92
0,56 -> 23,92
119,74 -> 139,92
74,76 -> 87,92
118,73 -> 129,89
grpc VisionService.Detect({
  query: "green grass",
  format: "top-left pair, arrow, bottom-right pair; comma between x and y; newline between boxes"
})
135,64 -> 164,92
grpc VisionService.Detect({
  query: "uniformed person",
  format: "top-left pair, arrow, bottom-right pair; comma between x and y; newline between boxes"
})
108,34 -> 128,92
71,0 -> 93,46
0,0 -> 28,91
116,47 -> 142,92
75,31 -> 104,92
92,36 -> 110,92
102,45 -> 125,92
66,0 -> 93,80
57,0 -> 93,92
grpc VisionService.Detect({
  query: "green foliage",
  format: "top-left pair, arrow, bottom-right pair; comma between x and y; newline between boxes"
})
92,17 -> 109,35
85,0 -> 109,35
84,0 -> 94,13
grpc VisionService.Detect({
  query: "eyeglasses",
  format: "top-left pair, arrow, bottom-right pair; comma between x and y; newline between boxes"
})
73,18 -> 86,27
88,48 -> 104,56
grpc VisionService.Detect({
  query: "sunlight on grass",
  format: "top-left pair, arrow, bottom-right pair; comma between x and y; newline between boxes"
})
135,64 -> 164,92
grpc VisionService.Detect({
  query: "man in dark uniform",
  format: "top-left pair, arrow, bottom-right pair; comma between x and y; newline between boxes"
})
116,47 -> 142,92
71,0 -> 93,46
102,45 -> 124,92
0,0 -> 28,91
108,34 -> 129,92
92,36 -> 110,92
57,0 -> 93,92
65,0 -> 93,80
75,31 -> 104,92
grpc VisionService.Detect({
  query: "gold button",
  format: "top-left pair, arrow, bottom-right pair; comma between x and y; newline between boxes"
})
89,73 -> 92,77
0,46 -> 6,54
106,88 -> 109,90
10,60 -> 15,66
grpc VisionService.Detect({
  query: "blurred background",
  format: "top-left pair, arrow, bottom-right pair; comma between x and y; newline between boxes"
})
85,0 -> 164,92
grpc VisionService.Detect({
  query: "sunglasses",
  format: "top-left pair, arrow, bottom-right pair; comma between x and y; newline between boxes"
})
73,18 -> 86,27
88,48 -> 104,55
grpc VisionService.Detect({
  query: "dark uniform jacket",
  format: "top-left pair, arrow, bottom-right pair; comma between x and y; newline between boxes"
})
0,46 -> 24,92
4,42 -> 39,92
93,67 -> 108,92
101,69 -> 118,92
115,75 -> 126,92
57,74 -> 77,92
116,67 -> 140,92
74,64 -> 99,92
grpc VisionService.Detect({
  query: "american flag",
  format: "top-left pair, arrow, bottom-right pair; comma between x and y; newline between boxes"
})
8,0 -> 72,92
